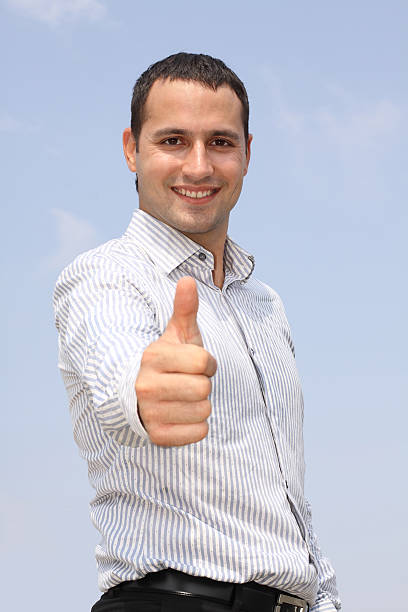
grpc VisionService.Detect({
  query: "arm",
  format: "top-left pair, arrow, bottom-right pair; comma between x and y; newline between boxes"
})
54,252 -> 159,446
305,499 -> 341,611
54,252 -> 215,448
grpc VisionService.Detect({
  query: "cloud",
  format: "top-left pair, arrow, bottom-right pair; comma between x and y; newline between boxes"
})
314,98 -> 402,154
0,113 -> 24,133
260,69 -> 403,154
256,67 -> 407,226
44,208 -> 101,271
0,111 -> 41,133
6,0 -> 107,25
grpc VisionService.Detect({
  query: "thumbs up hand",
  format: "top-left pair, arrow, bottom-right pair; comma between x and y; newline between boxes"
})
135,277 -> 217,447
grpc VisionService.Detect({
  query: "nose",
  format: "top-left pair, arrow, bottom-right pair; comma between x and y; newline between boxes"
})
182,141 -> 214,182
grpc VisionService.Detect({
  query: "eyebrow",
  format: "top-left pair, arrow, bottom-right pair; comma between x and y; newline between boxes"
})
152,128 -> 242,143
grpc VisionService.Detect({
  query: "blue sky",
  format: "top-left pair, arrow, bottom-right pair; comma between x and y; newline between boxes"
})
2,1 -> 407,610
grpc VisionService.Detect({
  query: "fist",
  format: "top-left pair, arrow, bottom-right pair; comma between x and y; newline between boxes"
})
135,276 -> 217,447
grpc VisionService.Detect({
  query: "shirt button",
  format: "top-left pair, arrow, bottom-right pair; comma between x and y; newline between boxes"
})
198,252 -> 206,261
249,347 -> 255,356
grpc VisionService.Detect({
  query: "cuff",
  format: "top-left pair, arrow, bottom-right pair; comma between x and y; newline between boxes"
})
310,597 -> 341,611
118,354 -> 150,441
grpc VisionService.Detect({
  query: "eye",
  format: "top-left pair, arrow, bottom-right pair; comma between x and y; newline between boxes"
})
211,138 -> 231,147
162,137 -> 183,145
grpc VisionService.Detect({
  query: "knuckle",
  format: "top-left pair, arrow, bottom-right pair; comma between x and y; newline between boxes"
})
196,400 -> 211,420
135,378 -> 152,399
141,343 -> 159,366
198,349 -> 210,371
202,399 -> 212,419
135,378 -> 147,397
199,377 -> 212,398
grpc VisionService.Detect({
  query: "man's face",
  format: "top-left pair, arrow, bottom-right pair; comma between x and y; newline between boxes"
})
123,78 -> 251,249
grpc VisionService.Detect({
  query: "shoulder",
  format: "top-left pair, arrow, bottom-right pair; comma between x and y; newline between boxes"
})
244,276 -> 286,311
52,236 -> 156,329
243,277 -> 296,356
54,230 -> 160,294
56,234 -> 153,286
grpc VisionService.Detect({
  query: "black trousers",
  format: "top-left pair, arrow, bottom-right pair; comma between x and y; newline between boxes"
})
92,590 -> 233,612
91,570 -> 307,612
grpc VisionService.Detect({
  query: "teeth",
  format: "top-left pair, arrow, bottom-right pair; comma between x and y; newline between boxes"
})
174,188 -> 214,199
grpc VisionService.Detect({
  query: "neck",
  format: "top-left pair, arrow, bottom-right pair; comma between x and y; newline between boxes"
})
211,251 -> 225,289
183,229 -> 227,290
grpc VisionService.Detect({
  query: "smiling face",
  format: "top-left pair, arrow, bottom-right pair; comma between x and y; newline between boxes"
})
123,78 -> 252,253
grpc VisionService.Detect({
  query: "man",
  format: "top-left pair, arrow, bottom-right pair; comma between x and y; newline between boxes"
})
54,53 -> 340,612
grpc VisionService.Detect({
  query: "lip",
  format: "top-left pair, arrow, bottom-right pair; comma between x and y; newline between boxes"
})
171,186 -> 220,204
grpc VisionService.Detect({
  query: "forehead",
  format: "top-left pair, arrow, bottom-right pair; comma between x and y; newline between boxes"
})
142,78 -> 244,135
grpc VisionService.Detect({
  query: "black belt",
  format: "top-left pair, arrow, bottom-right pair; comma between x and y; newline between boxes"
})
107,569 -> 309,611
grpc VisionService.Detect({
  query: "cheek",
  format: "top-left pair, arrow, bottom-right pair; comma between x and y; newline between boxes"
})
142,154 -> 179,182
224,160 -> 247,185
213,151 -> 247,177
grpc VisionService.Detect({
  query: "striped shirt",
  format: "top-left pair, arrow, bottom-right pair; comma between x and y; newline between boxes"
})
53,209 -> 340,611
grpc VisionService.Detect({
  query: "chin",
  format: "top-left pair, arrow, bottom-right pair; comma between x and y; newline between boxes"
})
175,223 -> 212,236
177,215 -> 220,234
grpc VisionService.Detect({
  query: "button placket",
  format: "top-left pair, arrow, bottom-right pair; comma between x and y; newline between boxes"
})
223,294 -> 288,488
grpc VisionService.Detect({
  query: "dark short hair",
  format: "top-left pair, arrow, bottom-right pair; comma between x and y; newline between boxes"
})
130,52 -> 249,151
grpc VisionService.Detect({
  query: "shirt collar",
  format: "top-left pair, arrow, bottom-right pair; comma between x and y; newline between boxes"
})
124,209 -> 255,282
224,235 -> 255,282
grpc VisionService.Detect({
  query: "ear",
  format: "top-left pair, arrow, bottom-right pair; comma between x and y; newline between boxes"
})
123,128 -> 137,172
243,133 -> 252,176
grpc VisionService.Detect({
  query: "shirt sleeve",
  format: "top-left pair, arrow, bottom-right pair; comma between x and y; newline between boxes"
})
305,499 -> 341,611
53,251 -> 161,446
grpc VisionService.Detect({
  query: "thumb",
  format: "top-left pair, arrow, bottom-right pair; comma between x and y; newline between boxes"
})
163,277 -> 203,346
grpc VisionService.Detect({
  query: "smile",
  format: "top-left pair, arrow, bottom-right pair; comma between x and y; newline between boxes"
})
172,187 -> 220,200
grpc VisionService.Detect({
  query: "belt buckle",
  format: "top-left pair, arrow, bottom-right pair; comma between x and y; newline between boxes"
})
275,592 -> 307,611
